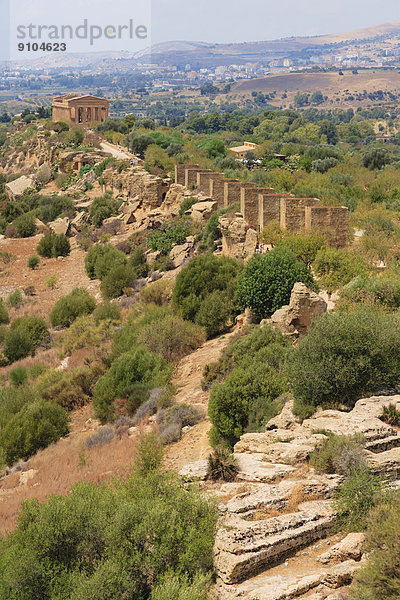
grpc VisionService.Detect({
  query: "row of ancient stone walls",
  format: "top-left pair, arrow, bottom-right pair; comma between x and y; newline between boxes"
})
175,164 -> 349,247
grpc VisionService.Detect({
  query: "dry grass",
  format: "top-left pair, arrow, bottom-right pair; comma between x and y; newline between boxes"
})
0,405 -> 140,536
244,483 -> 323,521
0,347 -> 61,380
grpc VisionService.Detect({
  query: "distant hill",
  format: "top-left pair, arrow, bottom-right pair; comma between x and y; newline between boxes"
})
135,20 -> 400,67
8,20 -> 400,70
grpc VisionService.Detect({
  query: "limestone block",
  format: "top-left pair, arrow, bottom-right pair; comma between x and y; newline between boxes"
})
214,500 -> 335,584
234,454 -> 296,482
169,242 -> 191,268
34,218 -> 51,234
48,217 -> 70,236
318,533 -> 365,564
179,460 -> 209,480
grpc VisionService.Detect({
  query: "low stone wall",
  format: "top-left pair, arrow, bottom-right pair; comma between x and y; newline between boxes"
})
175,164 -> 349,248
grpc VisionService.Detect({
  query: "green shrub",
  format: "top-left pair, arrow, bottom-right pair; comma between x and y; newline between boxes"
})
85,243 -> 126,280
53,233 -> 71,257
7,289 -> 23,308
147,219 -> 191,254
79,164 -> 93,177
309,434 -> 367,476
138,314 -> 205,363
172,253 -> 242,337
0,449 -> 217,600
59,316 -> 116,357
111,304 -> 170,358
350,491 -> 400,599
37,195 -> 74,224
28,364 -> 46,379
207,445 -> 238,482
35,365 -> 102,411
339,275 -> 400,309
36,233 -> 53,257
0,298 -> 9,324
9,367 -> 28,387
287,308 -> 400,416
334,467 -> 382,531
208,363 -> 287,447
50,288 -> 96,328
4,316 -> 49,363
92,301 -> 121,324
236,246 -> 317,321
0,384 -> 37,429
277,232 -> 327,268
380,403 -> 400,426
100,264 -> 135,299
128,246 -> 149,278
27,255 -> 40,270
64,128 -> 84,146
12,213 -> 36,238
203,324 -> 290,389
194,289 -> 233,338
0,400 -> 69,465
93,346 -> 172,422
151,573 -> 210,600
45,274 -> 58,289
89,193 -> 119,228
3,329 -> 32,363
141,280 -> 173,305
179,196 -> 198,217
313,247 -> 368,292
37,233 -> 70,258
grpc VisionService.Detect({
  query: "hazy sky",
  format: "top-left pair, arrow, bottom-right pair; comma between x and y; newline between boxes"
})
151,0 -> 400,44
1,0 -> 399,60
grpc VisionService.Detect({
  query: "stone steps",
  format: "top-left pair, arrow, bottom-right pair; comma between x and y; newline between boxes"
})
235,454 -> 296,482
214,500 -> 335,585
215,559 -> 363,600
224,477 -> 339,517
365,434 -> 400,453
367,446 -> 400,476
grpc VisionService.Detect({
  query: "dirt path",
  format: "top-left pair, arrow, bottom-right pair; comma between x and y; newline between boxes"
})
164,333 -> 234,471
100,141 -> 135,160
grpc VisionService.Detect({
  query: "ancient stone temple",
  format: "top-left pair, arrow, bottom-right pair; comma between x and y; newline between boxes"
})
52,94 -> 109,125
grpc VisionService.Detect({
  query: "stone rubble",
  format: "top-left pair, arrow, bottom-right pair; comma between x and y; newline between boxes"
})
179,394 -> 400,599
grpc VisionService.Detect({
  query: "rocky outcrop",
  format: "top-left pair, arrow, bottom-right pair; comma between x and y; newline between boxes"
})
58,150 -> 108,173
35,163 -> 52,185
34,218 -> 51,234
103,166 -> 170,209
268,282 -> 327,339
188,200 -> 217,222
65,168 -> 97,194
179,393 -> 400,599
5,175 -> 36,199
317,533 -> 365,564
215,501 -> 336,585
48,217 -> 70,236
163,183 -> 187,216
169,237 -> 195,268
219,213 -> 258,261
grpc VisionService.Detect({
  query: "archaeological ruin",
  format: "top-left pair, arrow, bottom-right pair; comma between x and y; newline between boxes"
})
175,164 -> 349,248
52,93 -> 109,125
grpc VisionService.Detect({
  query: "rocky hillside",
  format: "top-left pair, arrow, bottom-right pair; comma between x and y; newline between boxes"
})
181,394 -> 400,599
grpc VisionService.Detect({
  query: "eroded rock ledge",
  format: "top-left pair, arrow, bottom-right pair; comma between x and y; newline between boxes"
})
180,395 -> 400,599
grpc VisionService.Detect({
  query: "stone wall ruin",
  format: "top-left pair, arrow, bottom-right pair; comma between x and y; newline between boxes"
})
175,165 -> 349,248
